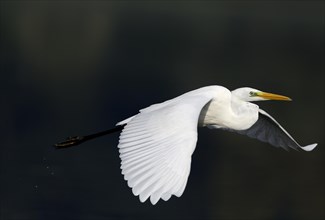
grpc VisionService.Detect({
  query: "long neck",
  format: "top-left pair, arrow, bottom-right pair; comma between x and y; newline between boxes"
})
199,98 -> 258,130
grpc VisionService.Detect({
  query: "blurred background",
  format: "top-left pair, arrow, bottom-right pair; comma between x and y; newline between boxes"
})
1,1 -> 324,220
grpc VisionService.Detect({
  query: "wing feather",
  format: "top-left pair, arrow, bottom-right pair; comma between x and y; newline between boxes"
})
117,87 -> 219,204
235,109 -> 317,151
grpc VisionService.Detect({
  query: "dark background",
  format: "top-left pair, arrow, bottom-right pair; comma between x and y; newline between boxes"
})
1,1 -> 324,220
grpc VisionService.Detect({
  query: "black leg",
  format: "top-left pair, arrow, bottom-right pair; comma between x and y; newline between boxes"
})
54,125 -> 124,149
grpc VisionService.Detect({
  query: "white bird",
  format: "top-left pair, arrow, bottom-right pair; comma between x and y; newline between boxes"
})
55,85 -> 317,205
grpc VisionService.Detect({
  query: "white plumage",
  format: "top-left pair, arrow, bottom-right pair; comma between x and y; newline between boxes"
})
116,86 -> 317,204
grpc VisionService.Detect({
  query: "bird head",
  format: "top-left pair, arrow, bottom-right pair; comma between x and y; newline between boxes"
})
232,87 -> 292,102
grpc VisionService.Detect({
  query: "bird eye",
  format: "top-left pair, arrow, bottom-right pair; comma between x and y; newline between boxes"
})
249,91 -> 255,96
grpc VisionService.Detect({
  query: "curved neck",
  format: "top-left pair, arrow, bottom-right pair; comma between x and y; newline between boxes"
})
199,98 -> 258,130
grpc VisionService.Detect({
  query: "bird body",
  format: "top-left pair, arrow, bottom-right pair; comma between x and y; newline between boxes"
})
55,85 -> 317,205
118,86 -> 259,130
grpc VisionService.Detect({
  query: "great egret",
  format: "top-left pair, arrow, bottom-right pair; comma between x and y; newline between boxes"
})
55,86 -> 317,205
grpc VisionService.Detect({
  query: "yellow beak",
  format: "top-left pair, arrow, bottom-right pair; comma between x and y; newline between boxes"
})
257,92 -> 292,101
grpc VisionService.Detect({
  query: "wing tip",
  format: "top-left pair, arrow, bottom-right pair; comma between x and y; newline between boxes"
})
301,143 -> 317,152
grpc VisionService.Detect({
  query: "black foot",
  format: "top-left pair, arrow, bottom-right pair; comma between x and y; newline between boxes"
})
54,136 -> 85,149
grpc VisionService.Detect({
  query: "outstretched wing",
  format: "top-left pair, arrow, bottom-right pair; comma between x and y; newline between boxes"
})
235,109 -> 317,151
117,89 -> 217,205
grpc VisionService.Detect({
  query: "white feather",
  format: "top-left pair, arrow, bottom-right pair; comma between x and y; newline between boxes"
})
117,86 -> 222,204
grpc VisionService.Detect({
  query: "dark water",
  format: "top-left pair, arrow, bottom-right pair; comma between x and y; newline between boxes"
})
1,2 -> 324,220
